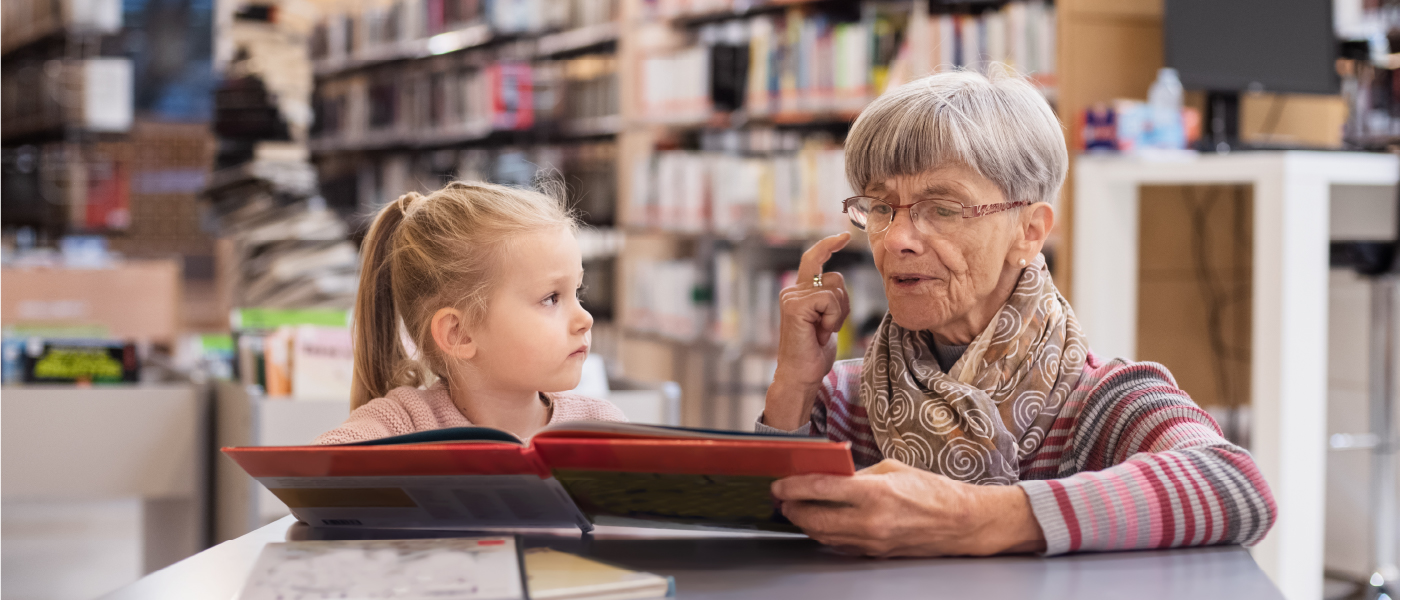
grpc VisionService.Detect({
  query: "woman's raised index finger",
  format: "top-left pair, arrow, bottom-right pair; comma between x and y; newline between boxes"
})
796,232 -> 851,284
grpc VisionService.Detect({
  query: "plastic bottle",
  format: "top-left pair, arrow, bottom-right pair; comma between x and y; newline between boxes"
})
1148,67 -> 1185,149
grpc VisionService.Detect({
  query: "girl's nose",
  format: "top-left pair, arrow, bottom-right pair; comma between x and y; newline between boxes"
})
574,304 -> 594,334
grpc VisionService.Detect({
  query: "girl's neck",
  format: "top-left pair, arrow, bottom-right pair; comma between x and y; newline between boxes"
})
445,378 -> 551,439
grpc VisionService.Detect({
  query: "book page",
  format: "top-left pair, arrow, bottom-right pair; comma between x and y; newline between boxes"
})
258,475 -> 591,531
533,421 -> 831,442
238,538 -> 526,600
523,548 -> 670,600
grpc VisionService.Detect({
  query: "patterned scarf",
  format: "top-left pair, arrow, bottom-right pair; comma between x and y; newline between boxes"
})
861,254 -> 1088,484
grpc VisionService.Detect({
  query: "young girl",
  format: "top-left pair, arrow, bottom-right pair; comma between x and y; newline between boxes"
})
314,181 -> 626,445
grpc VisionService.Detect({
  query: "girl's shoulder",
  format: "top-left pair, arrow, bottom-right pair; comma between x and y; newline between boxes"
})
547,392 -> 630,424
313,384 -> 469,445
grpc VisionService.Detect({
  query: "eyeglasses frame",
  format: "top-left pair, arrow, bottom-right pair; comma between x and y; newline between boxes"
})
841,196 -> 1032,232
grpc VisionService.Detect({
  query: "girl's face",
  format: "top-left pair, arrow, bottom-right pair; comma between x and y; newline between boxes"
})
468,228 -> 593,393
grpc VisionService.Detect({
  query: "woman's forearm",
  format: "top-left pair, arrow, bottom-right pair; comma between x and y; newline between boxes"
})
762,379 -> 820,431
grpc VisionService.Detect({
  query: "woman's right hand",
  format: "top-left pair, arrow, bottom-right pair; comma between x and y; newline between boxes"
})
764,232 -> 852,430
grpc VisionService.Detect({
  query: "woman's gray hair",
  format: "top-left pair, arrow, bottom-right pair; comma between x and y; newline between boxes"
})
845,66 -> 1067,207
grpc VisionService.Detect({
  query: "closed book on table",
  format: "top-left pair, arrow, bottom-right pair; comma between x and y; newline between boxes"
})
223,422 -> 854,533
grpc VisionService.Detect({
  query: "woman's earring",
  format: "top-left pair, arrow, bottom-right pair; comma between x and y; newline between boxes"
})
1019,258 -> 1027,267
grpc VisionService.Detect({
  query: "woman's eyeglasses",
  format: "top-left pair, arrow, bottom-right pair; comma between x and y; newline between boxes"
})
842,196 -> 1030,236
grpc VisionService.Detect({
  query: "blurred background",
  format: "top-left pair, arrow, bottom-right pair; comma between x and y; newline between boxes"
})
0,0 -> 1397,599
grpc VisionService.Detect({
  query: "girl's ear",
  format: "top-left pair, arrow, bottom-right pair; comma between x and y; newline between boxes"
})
431,307 -> 477,361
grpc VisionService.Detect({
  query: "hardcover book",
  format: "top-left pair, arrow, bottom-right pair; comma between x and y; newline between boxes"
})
223,422 -> 854,533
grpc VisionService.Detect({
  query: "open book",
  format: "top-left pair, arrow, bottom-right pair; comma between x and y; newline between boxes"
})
223,422 -> 854,533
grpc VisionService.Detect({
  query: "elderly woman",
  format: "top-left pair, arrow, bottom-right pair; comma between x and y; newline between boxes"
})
759,68 -> 1276,557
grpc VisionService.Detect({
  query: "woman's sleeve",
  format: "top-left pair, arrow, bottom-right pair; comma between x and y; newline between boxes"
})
1015,362 -> 1278,555
753,360 -> 856,437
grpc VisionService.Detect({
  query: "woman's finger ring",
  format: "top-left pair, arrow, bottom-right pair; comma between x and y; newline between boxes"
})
812,274 -> 824,288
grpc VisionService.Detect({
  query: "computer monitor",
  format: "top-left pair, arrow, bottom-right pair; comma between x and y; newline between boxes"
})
1164,0 -> 1339,149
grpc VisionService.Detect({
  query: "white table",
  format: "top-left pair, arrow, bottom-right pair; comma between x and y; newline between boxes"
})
1071,150 -> 1400,600
100,515 -> 1285,600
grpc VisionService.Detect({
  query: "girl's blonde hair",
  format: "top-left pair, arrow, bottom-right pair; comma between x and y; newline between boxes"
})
352,180 -> 576,409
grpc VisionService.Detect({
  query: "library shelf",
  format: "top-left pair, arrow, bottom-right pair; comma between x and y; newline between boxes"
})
313,22 -> 621,80
535,21 -> 620,57
313,23 -> 493,79
308,117 -> 621,154
664,0 -> 837,27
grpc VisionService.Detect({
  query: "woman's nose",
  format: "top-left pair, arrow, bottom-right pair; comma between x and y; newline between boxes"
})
882,208 -> 925,255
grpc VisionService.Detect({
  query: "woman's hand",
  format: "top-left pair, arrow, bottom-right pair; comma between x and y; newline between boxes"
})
764,232 -> 852,430
772,459 -> 1047,557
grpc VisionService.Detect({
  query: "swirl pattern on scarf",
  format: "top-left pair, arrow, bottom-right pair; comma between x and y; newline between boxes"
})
860,254 -> 1087,484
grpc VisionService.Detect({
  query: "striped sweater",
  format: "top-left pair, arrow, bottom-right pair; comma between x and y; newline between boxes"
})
759,351 -> 1277,555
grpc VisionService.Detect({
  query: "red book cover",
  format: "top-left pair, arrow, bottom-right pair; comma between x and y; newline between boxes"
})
223,423 -> 854,533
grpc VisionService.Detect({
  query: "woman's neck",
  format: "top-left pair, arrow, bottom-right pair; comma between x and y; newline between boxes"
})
445,376 -> 550,439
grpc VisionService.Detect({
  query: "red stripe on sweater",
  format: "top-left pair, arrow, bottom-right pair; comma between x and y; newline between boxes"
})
1138,415 -> 1208,455
1137,456 -> 1179,548
1171,451 -> 1219,545
1085,384 -> 1182,469
1049,480 -> 1083,552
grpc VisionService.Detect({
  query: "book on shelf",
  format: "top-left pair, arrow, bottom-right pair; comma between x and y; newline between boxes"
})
1,0 -> 123,54
638,1 -> 1056,123
313,51 -> 618,151
1,59 -> 134,139
630,134 -> 851,237
222,421 -> 854,533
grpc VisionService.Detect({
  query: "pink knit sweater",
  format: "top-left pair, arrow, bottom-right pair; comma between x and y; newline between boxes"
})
313,383 -> 628,445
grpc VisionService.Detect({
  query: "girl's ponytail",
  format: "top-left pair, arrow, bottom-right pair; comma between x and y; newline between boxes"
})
351,193 -> 419,409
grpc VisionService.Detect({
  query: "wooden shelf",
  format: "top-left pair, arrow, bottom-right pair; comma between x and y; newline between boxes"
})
309,117 -> 620,154
313,21 -> 620,79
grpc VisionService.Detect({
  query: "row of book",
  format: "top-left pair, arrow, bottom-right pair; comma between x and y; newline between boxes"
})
226,309 -> 355,399
900,2 -> 1058,89
2,58 -> 134,139
311,0 -> 619,65
2,0 -> 122,54
641,7 -> 898,122
638,1 -> 1057,122
312,54 -> 618,151
625,251 -> 887,354
347,142 -> 617,227
628,134 -> 853,237
239,325 -> 354,399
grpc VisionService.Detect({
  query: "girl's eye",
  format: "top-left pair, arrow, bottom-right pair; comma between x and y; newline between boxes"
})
542,293 -> 560,307
575,286 -> 586,301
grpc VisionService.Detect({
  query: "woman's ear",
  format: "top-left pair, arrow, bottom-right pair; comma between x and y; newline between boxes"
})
1012,202 -> 1055,264
430,307 -> 477,361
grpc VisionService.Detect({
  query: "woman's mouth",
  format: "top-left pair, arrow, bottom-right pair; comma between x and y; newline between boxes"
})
889,273 -> 934,288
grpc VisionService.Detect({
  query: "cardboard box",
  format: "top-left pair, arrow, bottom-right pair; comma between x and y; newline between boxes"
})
2,259 -> 182,342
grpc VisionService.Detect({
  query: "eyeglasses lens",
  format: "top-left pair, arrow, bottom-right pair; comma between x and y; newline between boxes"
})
848,197 -> 962,235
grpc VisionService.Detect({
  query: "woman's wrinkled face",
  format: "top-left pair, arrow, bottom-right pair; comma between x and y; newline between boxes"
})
865,164 -> 1019,335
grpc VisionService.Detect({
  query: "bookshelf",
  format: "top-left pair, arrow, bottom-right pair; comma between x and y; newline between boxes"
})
611,0 -> 1062,430
299,0 -> 1178,432
305,0 -> 629,376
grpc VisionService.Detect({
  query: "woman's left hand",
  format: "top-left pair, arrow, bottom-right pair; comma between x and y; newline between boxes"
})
772,459 -> 1046,557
